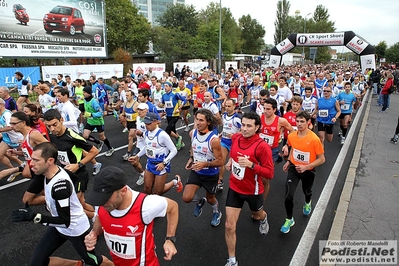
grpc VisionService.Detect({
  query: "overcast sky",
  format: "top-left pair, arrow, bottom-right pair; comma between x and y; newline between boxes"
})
185,0 -> 399,48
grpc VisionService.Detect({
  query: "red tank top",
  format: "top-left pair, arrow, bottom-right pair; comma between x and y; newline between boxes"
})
283,111 -> 297,139
229,134 -> 266,195
33,120 -> 50,140
260,114 -> 280,148
21,129 -> 36,167
98,192 -> 158,266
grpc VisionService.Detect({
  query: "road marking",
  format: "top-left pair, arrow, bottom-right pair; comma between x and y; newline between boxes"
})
289,90 -> 370,266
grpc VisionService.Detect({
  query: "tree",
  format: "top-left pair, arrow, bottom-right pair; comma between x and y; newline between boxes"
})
375,41 -> 387,60
274,0 -> 291,44
385,42 -> 399,64
105,0 -> 152,55
112,48 -> 132,74
156,4 -> 200,37
238,15 -> 266,54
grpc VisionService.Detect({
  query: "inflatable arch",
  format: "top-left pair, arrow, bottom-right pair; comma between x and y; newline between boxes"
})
269,31 -> 376,73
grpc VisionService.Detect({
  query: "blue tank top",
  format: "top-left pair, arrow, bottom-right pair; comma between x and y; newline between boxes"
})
317,97 -> 337,124
192,129 -> 219,176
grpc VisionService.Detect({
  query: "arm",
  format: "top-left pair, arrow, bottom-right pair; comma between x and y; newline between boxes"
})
90,100 -> 104,118
208,138 -> 223,167
163,198 -> 179,260
280,117 -> 294,134
334,100 -> 341,121
85,216 -> 104,251
216,87 -> 226,101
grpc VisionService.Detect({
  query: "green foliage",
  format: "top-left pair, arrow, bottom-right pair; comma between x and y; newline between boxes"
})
375,41 -> 387,60
105,0 -> 152,55
239,15 -> 266,54
385,42 -> 399,63
156,4 -> 199,36
274,0 -> 291,44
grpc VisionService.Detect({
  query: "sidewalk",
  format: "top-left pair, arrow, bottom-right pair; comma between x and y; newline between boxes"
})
342,92 -> 399,241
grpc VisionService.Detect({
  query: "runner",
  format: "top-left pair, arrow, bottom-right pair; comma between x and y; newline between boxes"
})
120,90 -> 139,160
224,112 -> 274,266
337,82 -> 357,145
176,80 -> 192,132
84,166 -> 179,266
12,142 -> 113,266
129,112 -> 183,195
280,111 -> 325,233
12,71 -> 32,111
183,109 -> 224,227
218,98 -> 242,191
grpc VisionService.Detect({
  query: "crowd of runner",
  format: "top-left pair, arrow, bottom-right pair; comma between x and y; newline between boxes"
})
2,62 -> 398,266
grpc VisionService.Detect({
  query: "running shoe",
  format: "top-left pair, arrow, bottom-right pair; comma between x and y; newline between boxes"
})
184,125 -> 190,132
105,148 -> 115,157
174,174 -> 183,193
303,201 -> 312,216
217,180 -> 224,191
180,119 -> 185,126
211,211 -> 222,227
194,197 -> 206,217
225,260 -> 238,266
122,127 -> 128,133
122,153 -> 130,161
340,137 -> 345,145
176,136 -> 182,150
338,129 -> 342,136
113,109 -> 119,120
280,218 -> 295,234
259,217 -> 269,235
390,136 -> 398,144
7,172 -> 21,183
136,173 -> 144,186
187,113 -> 191,118
97,140 -> 104,152
93,162 -> 102,176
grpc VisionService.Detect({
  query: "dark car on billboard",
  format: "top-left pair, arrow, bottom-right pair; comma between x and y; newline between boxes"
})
43,5 -> 85,36
13,4 -> 29,25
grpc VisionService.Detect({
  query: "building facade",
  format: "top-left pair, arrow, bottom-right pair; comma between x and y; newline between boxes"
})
132,0 -> 185,25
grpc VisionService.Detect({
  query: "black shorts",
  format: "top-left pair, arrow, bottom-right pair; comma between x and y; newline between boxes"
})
74,168 -> 89,193
186,170 -> 218,194
26,171 -> 45,194
78,103 -> 85,113
84,123 -> 104,133
19,95 -> 29,99
181,105 -> 190,110
126,121 -> 137,130
225,188 -> 264,211
339,113 -> 351,119
317,122 -> 334,135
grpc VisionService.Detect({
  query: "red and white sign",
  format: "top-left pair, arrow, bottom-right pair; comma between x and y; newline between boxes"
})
346,36 -> 368,54
133,63 -> 166,79
276,38 -> 295,55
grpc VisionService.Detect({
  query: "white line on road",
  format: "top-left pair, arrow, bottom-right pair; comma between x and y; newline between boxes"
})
288,91 -> 370,266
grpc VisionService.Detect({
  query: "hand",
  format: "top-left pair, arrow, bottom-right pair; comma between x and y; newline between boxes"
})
84,231 -> 98,251
185,158 -> 193,170
225,160 -> 232,171
237,156 -> 252,168
12,202 -> 35,222
163,241 -> 177,260
283,161 -> 290,172
6,149 -> 15,157
156,162 -> 165,171
64,164 -> 79,173
295,164 -> 308,173
84,111 -> 91,118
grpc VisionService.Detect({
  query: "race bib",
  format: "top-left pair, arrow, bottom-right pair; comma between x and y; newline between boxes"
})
222,131 -> 231,139
232,159 -> 245,180
304,108 -> 312,113
21,147 -> 31,161
165,100 -> 173,108
104,232 -> 136,259
146,147 -> 155,158
192,94 -> 197,100
259,133 -> 274,146
194,157 -> 208,170
318,110 -> 328,118
341,104 -> 350,111
57,151 -> 71,166
293,148 -> 310,164
125,113 -> 133,121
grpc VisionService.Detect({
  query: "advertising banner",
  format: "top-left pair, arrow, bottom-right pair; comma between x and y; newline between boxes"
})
0,66 -> 41,87
276,38 -> 295,55
41,64 -> 123,82
360,54 -> 376,74
0,0 -> 107,58
225,61 -> 238,70
296,33 -> 345,46
173,62 -> 209,74
132,63 -> 166,80
346,36 -> 369,54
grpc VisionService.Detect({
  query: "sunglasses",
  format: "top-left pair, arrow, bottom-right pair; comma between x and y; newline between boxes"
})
323,90 -> 331,92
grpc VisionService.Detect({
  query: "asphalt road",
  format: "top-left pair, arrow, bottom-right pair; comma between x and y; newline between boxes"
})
0,106 -> 357,266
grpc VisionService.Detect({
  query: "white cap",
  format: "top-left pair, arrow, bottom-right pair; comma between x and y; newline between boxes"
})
137,103 -> 148,110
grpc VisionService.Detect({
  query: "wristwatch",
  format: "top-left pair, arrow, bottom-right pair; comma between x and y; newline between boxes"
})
78,162 -> 84,168
165,236 -> 176,244
33,213 -> 42,224
163,161 -> 168,166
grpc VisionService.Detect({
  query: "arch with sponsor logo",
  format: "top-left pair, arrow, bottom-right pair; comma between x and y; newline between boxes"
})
269,31 -> 376,73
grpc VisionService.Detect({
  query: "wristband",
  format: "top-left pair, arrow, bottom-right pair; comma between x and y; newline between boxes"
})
251,163 -> 255,169
33,213 -> 42,224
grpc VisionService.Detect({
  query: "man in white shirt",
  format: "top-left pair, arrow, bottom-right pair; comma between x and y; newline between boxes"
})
56,88 -> 80,133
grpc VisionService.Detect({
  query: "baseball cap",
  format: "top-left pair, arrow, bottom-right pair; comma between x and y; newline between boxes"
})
137,103 -> 148,110
345,72 -> 350,75
187,77 -> 192,81
86,166 -> 127,206
143,112 -> 159,124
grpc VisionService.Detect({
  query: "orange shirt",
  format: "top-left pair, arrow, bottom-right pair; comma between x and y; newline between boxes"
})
288,130 -> 324,167
192,85 -> 200,106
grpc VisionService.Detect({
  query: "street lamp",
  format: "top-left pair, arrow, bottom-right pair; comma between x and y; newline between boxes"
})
302,13 -> 311,62
218,0 -> 222,74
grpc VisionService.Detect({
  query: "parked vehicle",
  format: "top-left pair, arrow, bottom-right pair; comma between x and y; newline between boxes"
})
13,4 -> 29,25
43,5 -> 85,36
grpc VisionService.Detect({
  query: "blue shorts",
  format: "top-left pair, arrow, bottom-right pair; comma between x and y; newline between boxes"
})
146,161 -> 170,176
271,147 -> 279,162
220,138 -> 232,151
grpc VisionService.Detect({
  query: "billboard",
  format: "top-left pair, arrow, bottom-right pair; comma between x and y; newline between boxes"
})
0,0 -> 107,58
132,63 -> 166,80
41,64 -> 123,82
0,66 -> 41,87
173,62 -> 209,74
